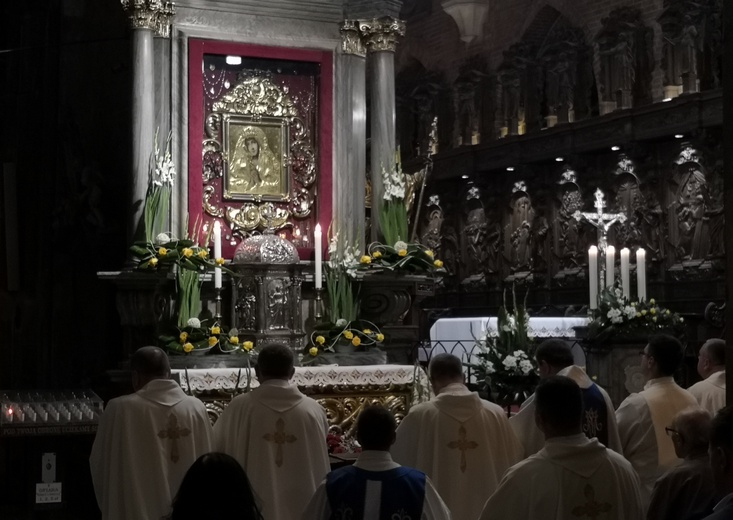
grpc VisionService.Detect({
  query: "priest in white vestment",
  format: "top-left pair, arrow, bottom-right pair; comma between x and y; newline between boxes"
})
214,344 -> 330,520
688,339 -> 726,415
616,334 -> 699,511
705,406 -> 733,520
392,353 -> 522,520
90,346 -> 213,520
302,405 -> 451,520
648,408 -> 716,520
480,376 -> 643,520
510,339 -> 621,457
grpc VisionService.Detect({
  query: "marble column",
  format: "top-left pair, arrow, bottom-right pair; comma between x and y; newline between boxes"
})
334,21 -> 367,251
359,17 -> 405,243
120,0 -> 174,244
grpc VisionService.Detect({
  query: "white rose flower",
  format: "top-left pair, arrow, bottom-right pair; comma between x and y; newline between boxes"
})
187,318 -> 201,328
394,240 -> 408,251
335,319 -> 348,328
503,355 -> 518,369
624,306 -> 637,319
519,359 -> 533,375
155,233 -> 171,246
484,361 -> 496,374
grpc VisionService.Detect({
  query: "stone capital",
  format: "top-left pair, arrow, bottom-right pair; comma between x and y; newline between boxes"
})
120,0 -> 175,37
340,20 -> 366,57
358,16 -> 406,53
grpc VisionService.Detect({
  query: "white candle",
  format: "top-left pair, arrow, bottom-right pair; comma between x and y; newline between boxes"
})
620,248 -> 630,299
636,248 -> 646,302
605,245 -> 615,288
314,224 -> 322,289
588,246 -> 598,310
213,220 -> 222,289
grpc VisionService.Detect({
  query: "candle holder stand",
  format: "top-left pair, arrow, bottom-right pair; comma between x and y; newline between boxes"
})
314,288 -> 324,322
214,286 -> 223,322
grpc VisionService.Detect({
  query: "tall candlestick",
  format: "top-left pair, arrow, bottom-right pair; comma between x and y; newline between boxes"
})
314,224 -> 322,289
213,220 -> 222,289
605,245 -> 615,288
636,248 -> 646,302
588,246 -> 598,310
620,248 -> 630,299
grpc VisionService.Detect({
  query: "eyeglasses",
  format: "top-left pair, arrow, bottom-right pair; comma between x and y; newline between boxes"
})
665,427 -> 679,437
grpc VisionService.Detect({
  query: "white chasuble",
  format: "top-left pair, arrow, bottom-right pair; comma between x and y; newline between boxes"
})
480,434 -> 644,520
688,370 -> 726,415
214,379 -> 330,520
615,376 -> 698,511
392,383 -> 522,520
510,366 -> 622,457
89,379 -> 213,520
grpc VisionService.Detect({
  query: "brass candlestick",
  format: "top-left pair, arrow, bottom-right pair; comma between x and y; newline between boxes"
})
314,287 -> 324,322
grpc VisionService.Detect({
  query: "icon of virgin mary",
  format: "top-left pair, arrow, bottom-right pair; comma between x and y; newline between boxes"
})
229,126 -> 281,195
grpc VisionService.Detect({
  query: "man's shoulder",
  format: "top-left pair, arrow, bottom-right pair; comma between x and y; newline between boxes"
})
603,446 -> 638,474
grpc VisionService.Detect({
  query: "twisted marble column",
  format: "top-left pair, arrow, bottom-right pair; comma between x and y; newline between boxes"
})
359,17 -> 405,243
334,21 -> 367,251
120,0 -> 174,243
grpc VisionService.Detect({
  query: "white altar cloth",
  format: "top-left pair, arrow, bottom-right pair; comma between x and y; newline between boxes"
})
173,364 -> 431,403
425,316 -> 589,365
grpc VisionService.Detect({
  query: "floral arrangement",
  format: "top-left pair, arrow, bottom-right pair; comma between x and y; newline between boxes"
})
144,131 -> 175,243
473,287 -> 538,405
160,317 -> 255,356
587,287 -> 685,342
379,161 -> 409,247
325,234 -> 362,323
302,319 -> 385,365
363,241 -> 444,273
327,426 -> 362,455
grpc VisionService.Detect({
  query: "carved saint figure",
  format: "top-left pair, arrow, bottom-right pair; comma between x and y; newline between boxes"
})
465,207 -> 489,277
229,126 -> 281,195
504,185 -> 536,273
267,279 -> 289,330
556,187 -> 584,269
673,164 -> 708,261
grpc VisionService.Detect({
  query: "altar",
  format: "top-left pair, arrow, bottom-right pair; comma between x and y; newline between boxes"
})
173,364 -> 430,435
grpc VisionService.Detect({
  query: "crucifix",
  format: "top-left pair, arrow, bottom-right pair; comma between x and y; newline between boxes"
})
573,188 -> 626,289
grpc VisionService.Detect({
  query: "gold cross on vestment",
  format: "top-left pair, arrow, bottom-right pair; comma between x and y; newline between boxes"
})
263,417 -> 297,467
446,424 -> 478,473
157,413 -> 191,463
571,484 -> 612,518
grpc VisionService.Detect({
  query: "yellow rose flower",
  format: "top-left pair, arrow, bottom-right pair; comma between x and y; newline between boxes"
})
649,298 -> 656,305
636,312 -> 642,318
149,257 -> 159,267
183,342 -> 194,353
309,346 -> 319,357
425,250 -> 434,258
360,255 -> 372,264
179,332 -> 188,343
229,335 -> 239,345
208,336 -> 218,347
631,302 -> 637,307
158,247 -> 168,257
352,336 -> 361,347
316,335 -> 326,345
434,260 -> 444,268
398,249 -> 408,257
211,326 -> 221,335
376,333 -> 384,342
343,331 -> 354,340
215,257 -> 225,266
641,310 -> 647,316
243,341 -> 254,352
650,308 -> 656,315
666,309 -> 670,315
197,250 -> 208,259
372,251 -> 382,259
653,317 -> 658,322
182,248 -> 194,258
363,329 -> 372,335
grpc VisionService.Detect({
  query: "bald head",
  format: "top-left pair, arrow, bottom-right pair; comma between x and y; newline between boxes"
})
428,354 -> 464,394
672,408 -> 711,458
131,346 -> 171,390
698,339 -> 726,379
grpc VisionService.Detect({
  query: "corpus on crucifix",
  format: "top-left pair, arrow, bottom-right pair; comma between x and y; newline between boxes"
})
573,188 -> 626,290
